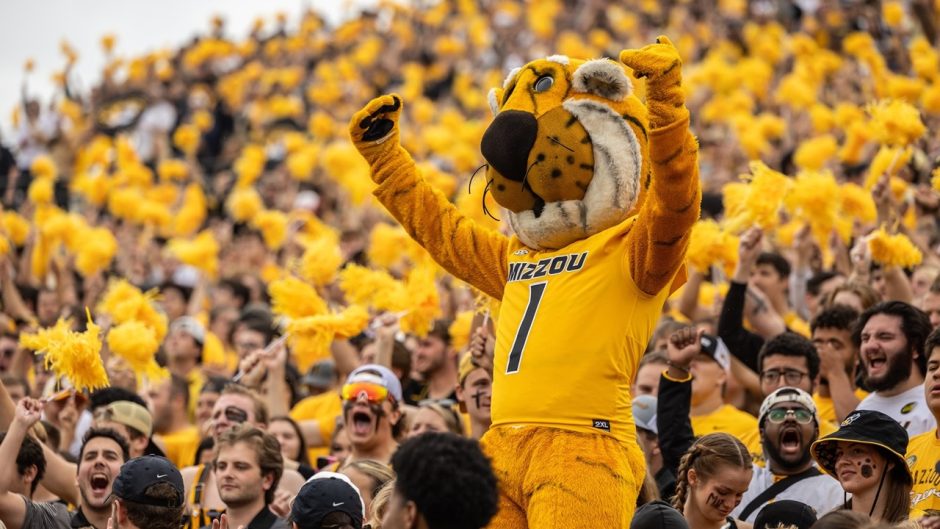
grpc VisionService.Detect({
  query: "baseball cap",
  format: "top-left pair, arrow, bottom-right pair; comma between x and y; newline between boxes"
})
303,360 -> 336,390
112,455 -> 184,508
758,387 -> 817,426
630,500 -> 689,529
346,364 -> 403,403
95,400 -> 154,438
632,394 -> 658,435
170,316 -> 205,345
753,500 -> 817,529
699,334 -> 731,372
290,471 -> 365,529
811,409 -> 912,485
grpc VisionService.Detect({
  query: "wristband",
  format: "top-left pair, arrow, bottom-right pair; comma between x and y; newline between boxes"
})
665,360 -> 691,374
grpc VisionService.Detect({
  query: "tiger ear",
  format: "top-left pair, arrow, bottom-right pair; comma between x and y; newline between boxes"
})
488,87 -> 504,115
572,59 -> 633,101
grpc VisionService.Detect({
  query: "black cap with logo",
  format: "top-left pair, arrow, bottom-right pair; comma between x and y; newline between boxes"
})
112,455 -> 185,507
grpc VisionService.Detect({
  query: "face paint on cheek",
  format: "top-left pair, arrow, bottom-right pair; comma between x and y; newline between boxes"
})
860,464 -> 874,478
471,390 -> 485,408
706,492 -> 723,510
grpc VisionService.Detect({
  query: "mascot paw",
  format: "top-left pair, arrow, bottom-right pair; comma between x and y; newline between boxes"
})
619,36 -> 682,85
619,36 -> 686,127
349,94 -> 403,161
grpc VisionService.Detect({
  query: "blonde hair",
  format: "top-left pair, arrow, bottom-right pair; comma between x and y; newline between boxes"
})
672,433 -> 751,512
342,459 -> 395,499
368,479 -> 395,529
417,401 -> 464,435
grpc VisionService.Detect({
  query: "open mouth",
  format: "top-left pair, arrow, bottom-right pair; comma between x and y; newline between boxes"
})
351,410 -> 374,436
90,473 -> 110,494
779,428 -> 802,454
866,354 -> 886,373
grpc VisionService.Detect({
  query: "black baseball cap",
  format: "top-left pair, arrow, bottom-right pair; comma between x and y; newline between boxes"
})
290,472 -> 365,529
631,500 -> 689,529
753,500 -> 817,529
810,409 -> 912,485
112,455 -> 184,508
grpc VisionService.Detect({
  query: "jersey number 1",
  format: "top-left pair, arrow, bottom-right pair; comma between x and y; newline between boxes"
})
506,282 -> 547,374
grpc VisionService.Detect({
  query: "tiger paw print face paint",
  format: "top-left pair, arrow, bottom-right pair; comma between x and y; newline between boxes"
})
833,441 -> 885,492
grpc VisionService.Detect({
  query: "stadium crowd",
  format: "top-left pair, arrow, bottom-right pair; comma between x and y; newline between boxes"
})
1,0 -> 940,527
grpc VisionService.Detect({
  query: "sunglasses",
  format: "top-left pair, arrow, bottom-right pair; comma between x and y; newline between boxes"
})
341,382 -> 389,404
766,408 -> 814,424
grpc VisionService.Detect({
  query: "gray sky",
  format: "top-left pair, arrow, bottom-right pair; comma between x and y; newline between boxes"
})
0,0 -> 376,137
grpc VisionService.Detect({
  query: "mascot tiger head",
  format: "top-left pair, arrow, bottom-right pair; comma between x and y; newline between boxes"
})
481,56 -> 651,250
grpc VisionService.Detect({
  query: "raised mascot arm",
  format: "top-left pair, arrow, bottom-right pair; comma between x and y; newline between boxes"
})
620,37 -> 701,296
349,95 -> 510,300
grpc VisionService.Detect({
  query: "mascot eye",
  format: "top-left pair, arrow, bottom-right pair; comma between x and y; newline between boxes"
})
533,75 -> 554,93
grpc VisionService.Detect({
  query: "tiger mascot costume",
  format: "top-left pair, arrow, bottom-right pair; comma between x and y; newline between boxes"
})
350,37 -> 700,527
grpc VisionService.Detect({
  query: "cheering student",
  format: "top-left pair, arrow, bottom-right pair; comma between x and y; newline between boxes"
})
811,409 -> 913,523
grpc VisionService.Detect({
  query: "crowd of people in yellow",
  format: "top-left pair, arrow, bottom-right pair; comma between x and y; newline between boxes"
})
0,0 -> 939,528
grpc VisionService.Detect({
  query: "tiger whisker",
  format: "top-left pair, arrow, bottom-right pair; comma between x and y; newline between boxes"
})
468,163 -> 489,194
521,160 -> 539,191
547,136 -> 574,152
482,179 -> 500,221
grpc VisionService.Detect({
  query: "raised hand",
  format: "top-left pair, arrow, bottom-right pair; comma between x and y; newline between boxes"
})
666,326 -> 704,377
619,36 -> 685,127
348,94 -> 404,164
733,227 -> 763,283
469,325 -> 495,379
14,397 -> 43,429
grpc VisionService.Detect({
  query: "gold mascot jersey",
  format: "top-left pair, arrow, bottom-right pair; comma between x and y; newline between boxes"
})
492,218 -> 672,448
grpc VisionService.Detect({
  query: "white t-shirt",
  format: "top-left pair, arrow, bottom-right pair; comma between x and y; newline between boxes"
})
857,384 -> 935,436
731,464 -> 844,522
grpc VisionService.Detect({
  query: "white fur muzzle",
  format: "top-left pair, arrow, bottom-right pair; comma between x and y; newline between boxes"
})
506,99 -> 642,250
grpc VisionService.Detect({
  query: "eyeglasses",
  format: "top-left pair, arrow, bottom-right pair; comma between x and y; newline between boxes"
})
418,398 -> 457,408
341,382 -> 389,404
760,369 -> 808,386
765,408 -> 814,424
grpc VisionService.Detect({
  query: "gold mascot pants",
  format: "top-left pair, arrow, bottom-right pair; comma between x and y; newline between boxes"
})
481,425 -> 645,528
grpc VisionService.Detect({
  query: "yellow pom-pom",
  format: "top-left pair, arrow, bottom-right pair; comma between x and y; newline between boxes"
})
840,183 -> 877,223
449,311 -> 475,352
687,220 -> 739,275
1,211 -> 31,246
226,186 -> 263,222
167,230 -> 219,278
173,124 -> 201,156
157,159 -> 189,182
794,135 -> 838,171
75,227 -> 118,277
867,100 -> 926,146
28,177 -> 54,205
320,142 -> 373,205
724,162 -> 791,233
368,223 -> 412,270
234,145 -> 266,188
287,304 -> 370,371
883,1 -> 904,27
339,264 -> 408,311
399,264 -> 441,337
107,321 -> 165,380
922,82 -> 940,114
31,155 -> 58,180
931,168 -> 940,192
785,170 -> 844,259
25,314 -> 109,392
251,209 -> 288,250
100,34 -> 117,53
299,236 -> 342,287
865,145 -> 912,188
809,104 -> 835,133
173,184 -> 207,237
97,280 -> 168,342
269,275 -> 327,320
839,122 -> 872,165
286,145 -> 319,181
868,227 -> 922,268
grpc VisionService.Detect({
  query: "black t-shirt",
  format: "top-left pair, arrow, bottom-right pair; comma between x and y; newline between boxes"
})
401,378 -> 457,406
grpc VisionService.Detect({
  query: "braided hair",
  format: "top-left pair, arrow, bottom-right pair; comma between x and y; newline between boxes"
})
672,433 -> 751,512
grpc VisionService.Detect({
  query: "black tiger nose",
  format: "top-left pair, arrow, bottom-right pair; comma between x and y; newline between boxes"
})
481,110 -> 538,182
